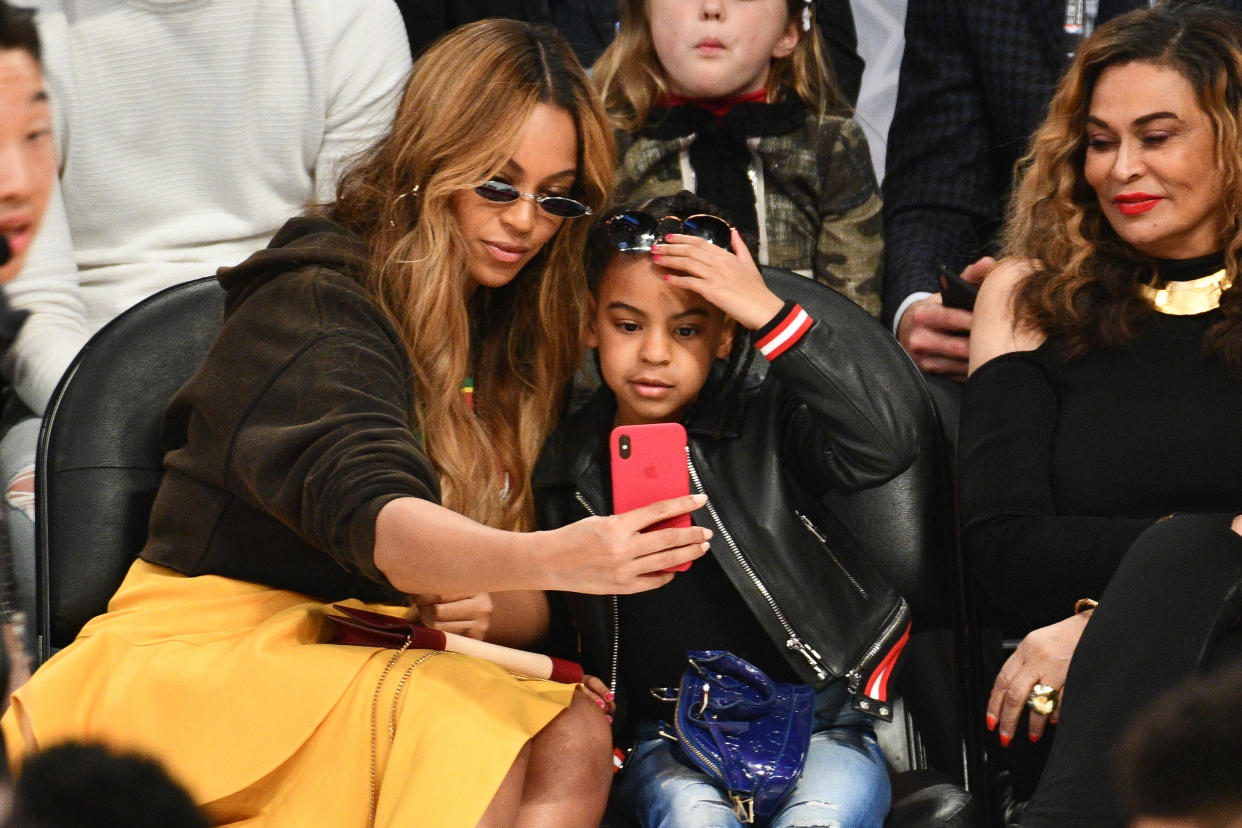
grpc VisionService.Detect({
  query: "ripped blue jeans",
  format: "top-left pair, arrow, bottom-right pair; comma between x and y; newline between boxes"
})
612,681 -> 890,828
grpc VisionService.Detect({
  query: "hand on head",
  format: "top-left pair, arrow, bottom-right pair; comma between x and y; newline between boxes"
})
653,229 -> 784,330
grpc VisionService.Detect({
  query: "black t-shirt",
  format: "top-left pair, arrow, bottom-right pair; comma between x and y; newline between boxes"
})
617,517 -> 800,725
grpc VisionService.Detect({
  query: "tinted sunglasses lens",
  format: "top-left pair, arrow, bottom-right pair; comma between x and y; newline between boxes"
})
682,215 -> 732,249
608,211 -> 658,252
539,196 -> 591,218
475,180 -> 520,203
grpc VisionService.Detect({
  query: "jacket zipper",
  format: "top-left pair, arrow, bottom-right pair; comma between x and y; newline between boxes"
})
843,600 -> 911,697
794,510 -> 869,599
574,491 -> 620,695
685,453 -> 829,681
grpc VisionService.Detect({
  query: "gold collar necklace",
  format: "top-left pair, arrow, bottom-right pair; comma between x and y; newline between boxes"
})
1137,268 -> 1232,315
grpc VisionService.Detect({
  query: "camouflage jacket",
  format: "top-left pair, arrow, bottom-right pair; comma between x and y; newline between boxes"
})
614,102 -> 883,316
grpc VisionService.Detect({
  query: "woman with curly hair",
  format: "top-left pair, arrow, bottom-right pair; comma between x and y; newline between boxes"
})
1,20 -> 711,827
960,3 -> 1242,825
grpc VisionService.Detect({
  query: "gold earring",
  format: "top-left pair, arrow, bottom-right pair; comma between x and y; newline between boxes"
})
388,185 -> 422,229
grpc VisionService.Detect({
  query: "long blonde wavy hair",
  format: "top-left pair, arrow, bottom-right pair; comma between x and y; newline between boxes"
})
1005,2 -> 1242,369
592,0 -> 847,131
329,20 -> 615,531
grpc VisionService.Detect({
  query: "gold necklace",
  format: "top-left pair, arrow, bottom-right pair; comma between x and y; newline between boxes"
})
1137,268 -> 1233,315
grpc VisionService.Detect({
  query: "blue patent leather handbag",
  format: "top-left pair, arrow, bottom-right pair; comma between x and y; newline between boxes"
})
656,650 -> 815,825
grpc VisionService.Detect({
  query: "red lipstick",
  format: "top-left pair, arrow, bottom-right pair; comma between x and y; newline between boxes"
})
1114,192 -> 1163,216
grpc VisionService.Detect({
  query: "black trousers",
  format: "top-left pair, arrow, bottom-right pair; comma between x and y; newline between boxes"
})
1022,514 -> 1242,827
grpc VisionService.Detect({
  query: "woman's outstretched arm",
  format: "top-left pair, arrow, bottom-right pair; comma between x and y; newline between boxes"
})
373,494 -> 710,598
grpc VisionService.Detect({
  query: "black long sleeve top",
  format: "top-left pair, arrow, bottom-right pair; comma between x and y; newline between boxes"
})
959,302 -> 1242,632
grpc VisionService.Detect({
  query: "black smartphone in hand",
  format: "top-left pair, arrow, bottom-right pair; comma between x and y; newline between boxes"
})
938,263 -> 979,311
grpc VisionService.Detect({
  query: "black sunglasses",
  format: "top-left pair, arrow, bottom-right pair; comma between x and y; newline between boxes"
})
606,210 -> 734,254
474,179 -> 593,218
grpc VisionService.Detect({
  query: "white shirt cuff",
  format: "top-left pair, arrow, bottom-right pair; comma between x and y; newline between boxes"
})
891,291 -> 934,336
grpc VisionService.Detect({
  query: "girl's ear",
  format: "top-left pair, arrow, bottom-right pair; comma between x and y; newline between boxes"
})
715,318 -> 736,359
772,19 -> 801,60
584,295 -> 600,348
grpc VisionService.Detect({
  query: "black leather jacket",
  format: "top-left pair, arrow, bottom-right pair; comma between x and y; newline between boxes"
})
534,281 -> 923,721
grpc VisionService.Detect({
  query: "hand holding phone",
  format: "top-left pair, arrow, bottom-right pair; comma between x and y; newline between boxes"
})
610,422 -> 694,572
938,263 -> 980,311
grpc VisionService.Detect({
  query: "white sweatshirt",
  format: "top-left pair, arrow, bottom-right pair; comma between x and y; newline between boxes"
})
4,0 -> 412,413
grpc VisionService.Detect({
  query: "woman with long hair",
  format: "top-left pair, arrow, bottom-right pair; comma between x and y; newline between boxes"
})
961,3 -> 1242,824
1,20 -> 710,827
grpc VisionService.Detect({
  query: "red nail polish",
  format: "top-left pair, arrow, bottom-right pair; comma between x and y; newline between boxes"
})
596,699 -> 605,708
986,713 -> 997,731
605,692 -> 615,701
652,253 -> 661,262
1029,732 -> 1041,743
999,732 -> 1011,748
663,274 -> 671,281
606,715 -> 613,723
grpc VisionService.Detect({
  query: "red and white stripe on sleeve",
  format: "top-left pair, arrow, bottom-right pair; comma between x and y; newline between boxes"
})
755,303 -> 813,361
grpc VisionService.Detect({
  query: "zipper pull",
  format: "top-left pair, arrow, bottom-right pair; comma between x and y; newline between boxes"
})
845,669 -> 862,695
786,636 -> 828,681
796,510 -> 829,544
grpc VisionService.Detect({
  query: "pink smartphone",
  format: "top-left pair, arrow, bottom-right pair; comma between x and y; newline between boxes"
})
610,423 -> 693,572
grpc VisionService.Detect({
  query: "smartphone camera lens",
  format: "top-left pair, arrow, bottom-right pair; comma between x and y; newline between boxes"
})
618,434 -> 631,459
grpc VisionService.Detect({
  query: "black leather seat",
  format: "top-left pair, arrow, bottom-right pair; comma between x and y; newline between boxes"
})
762,267 -> 979,827
34,271 -> 980,826
34,276 -> 224,662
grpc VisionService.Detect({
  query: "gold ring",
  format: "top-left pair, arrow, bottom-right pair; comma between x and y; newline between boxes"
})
1027,683 -> 1058,716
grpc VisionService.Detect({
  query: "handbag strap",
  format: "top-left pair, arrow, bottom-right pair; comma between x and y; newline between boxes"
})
367,638 -> 443,828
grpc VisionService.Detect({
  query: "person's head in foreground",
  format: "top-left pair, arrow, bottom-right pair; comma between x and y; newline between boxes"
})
1,741 -> 209,828
1118,663 -> 1242,828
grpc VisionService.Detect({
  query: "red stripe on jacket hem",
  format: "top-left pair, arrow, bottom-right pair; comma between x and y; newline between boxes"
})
863,621 -> 912,703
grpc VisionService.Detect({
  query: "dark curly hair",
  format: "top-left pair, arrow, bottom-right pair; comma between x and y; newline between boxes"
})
586,191 -> 761,421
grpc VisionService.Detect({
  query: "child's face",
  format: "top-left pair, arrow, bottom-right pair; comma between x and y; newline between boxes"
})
588,253 -> 734,426
647,0 -> 800,100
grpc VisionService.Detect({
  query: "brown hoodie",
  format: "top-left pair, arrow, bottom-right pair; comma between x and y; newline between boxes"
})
141,217 -> 437,603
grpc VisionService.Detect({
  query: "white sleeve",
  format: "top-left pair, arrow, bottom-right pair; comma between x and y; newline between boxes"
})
1,180 -> 89,416
890,290 -> 933,337
314,0 -> 412,202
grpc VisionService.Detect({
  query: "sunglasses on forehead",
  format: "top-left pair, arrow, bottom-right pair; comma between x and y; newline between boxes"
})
474,179 -> 593,218
605,210 -> 734,254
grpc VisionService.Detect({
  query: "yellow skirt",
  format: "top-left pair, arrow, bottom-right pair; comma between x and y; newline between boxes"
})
1,560 -> 575,827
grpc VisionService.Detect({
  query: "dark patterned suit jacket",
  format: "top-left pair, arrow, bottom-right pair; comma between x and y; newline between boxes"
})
880,0 -> 1068,326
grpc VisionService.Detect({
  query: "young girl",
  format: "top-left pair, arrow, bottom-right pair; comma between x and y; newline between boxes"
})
592,0 -> 883,316
534,192 -> 918,827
